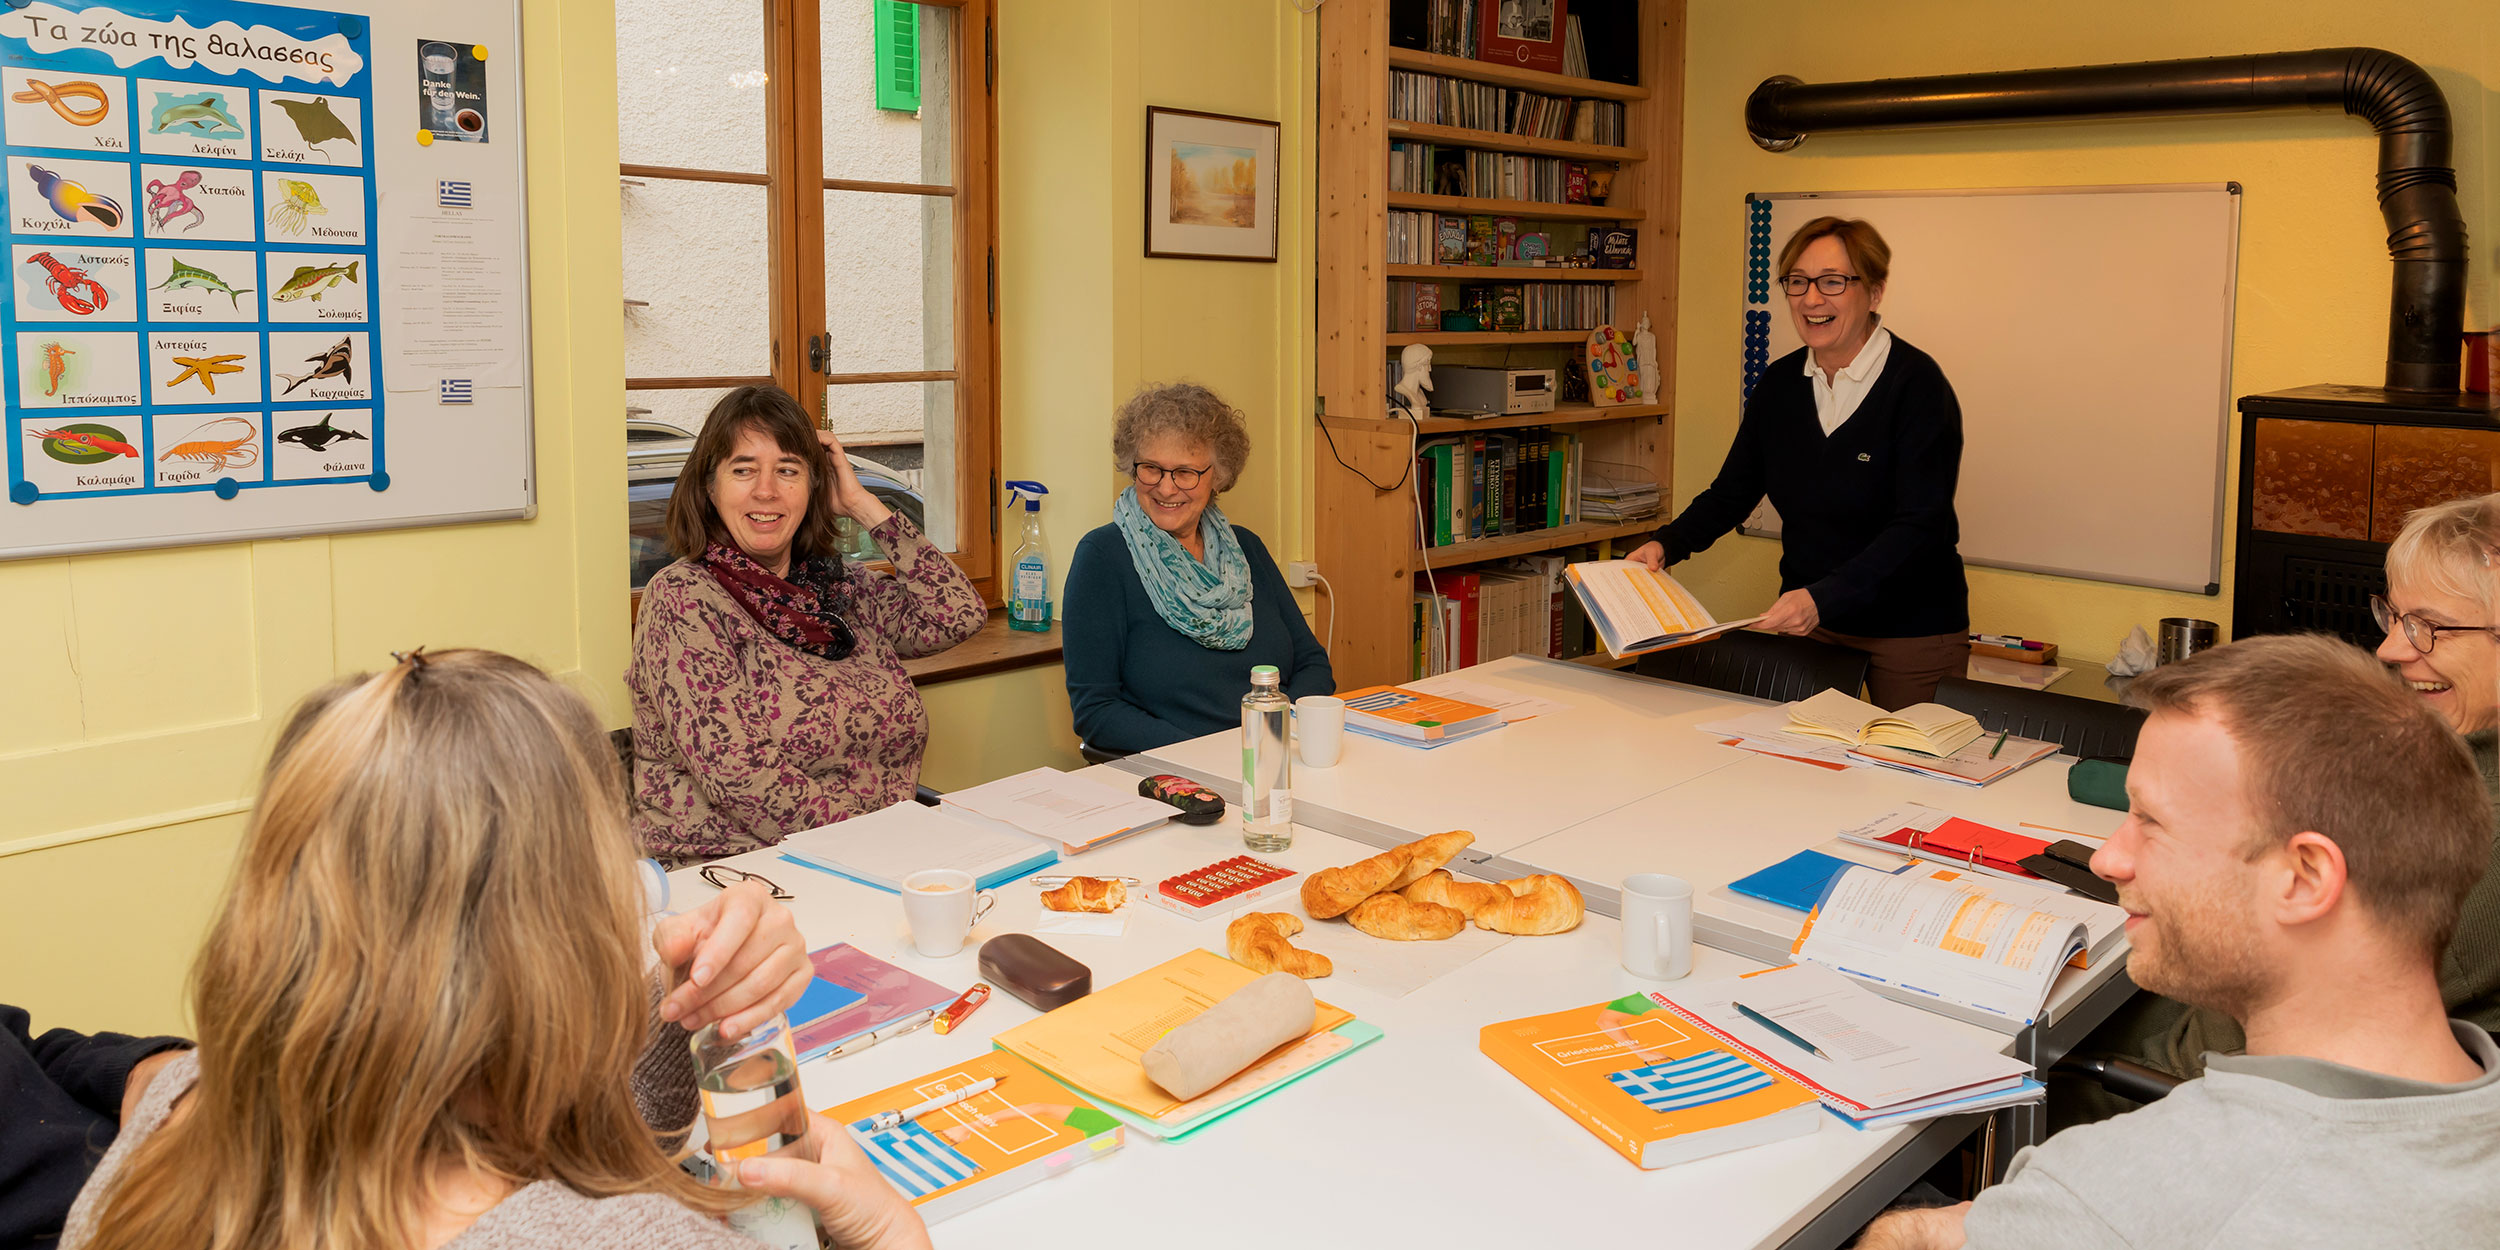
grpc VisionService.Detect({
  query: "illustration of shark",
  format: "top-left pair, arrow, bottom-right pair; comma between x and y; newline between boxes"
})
275,337 -> 353,395
275,413 -> 367,452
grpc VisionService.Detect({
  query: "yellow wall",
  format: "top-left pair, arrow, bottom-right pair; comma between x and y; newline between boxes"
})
0,0 -> 631,1035
1670,0 -> 2500,663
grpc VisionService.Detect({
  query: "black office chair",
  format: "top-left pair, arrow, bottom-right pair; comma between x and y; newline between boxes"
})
1931,676 -> 2146,759
1635,630 -> 1871,704
1078,741 -> 1128,767
2049,1053 -> 2183,1105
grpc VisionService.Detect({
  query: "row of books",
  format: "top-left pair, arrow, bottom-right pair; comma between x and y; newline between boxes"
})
1385,209 -> 1595,267
1413,556 -> 1571,677
1388,279 -> 1614,333
1390,69 -> 1629,146
1418,427 -> 1585,545
1430,147 -> 1608,206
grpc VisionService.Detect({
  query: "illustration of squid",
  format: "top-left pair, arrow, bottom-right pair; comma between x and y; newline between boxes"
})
158,416 -> 259,474
11,78 -> 111,126
144,170 -> 205,232
26,426 -> 136,459
267,179 -> 325,236
38,340 -> 74,395
26,165 -> 124,230
23,251 -> 109,314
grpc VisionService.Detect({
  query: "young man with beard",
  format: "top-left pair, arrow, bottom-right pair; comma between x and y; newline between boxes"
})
1855,635 -> 2500,1249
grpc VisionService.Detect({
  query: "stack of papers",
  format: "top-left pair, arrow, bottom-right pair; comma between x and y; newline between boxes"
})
1651,964 -> 2041,1130
779,799 -> 1058,892
940,767 -> 1178,854
1579,467 -> 1662,521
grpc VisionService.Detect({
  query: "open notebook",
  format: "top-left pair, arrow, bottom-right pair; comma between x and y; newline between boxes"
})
1784,689 -> 1984,757
1565,560 -> 1759,659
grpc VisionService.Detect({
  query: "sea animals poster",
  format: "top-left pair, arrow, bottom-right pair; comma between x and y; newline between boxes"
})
416,40 -> 488,144
2,0 -> 384,511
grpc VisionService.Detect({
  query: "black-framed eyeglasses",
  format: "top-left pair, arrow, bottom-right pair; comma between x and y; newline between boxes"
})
699,864 -> 793,900
2371,594 -> 2497,654
1779,273 -> 1864,297
1132,461 -> 1208,490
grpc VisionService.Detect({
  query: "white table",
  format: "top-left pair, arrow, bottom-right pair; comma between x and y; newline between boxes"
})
670,776 -> 2009,1250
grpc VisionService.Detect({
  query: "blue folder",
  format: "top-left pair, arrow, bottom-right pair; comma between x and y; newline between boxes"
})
1727,849 -> 1854,913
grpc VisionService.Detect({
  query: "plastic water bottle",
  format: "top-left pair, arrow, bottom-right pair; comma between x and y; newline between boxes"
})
690,1016 -> 820,1249
1241,665 -> 1293,852
1005,480 -> 1052,632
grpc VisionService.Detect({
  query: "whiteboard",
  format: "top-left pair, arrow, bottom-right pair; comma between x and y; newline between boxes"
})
0,0 -> 532,560
1739,185 -> 2239,594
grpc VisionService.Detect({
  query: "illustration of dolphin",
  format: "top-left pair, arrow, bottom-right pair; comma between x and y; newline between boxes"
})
149,93 -> 242,135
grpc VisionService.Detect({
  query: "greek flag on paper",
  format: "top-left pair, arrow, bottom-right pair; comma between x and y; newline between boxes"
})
1608,1051 -> 1773,1113
439,180 -> 474,209
439,379 -> 473,405
848,1119 -> 980,1198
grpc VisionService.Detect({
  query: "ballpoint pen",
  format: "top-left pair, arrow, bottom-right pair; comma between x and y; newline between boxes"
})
824,1009 -> 939,1059
865,1076 -> 1000,1130
1732,1002 -> 1833,1062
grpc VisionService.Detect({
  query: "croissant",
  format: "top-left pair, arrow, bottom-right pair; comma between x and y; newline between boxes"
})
1300,830 -> 1477,919
1347,893 -> 1467,941
1468,874 -> 1585,935
1401,868 -> 1510,914
1226,911 -> 1333,979
1039,877 -> 1127,913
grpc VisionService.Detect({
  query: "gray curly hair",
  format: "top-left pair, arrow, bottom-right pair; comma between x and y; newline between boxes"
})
1111,382 -> 1252,494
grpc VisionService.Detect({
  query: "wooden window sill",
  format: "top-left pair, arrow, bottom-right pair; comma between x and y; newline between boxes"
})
904,608 -> 1064,685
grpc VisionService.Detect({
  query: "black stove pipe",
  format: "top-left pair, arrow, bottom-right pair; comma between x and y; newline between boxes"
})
1745,50 -> 2467,393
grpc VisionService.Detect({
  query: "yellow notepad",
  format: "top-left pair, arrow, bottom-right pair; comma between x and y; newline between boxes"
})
1785,689 -> 1984,757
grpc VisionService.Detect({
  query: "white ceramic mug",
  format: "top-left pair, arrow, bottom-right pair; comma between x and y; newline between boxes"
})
1296,695 -> 1347,768
901,868 -> 995,957
1621,873 -> 1694,980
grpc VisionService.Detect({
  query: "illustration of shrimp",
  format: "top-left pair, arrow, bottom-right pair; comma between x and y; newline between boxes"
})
267,179 -> 325,236
38,340 -> 74,395
23,251 -> 109,314
144,170 -> 205,232
157,416 -> 259,474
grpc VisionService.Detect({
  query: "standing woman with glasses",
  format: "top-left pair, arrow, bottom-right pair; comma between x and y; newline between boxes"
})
1626,216 -> 1969,709
1062,382 -> 1333,754
631,385 -> 984,865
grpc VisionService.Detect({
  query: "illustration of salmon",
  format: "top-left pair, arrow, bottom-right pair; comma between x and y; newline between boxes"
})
271,260 -> 360,303
150,257 -> 252,309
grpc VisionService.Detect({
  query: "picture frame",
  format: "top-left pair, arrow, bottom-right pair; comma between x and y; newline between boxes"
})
1145,106 -> 1280,262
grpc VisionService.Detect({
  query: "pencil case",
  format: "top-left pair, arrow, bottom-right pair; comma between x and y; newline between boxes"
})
2067,757 -> 2129,812
979,934 -> 1091,1011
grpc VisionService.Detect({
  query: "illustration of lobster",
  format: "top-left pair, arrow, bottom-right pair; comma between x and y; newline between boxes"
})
26,426 -> 136,458
24,251 -> 109,314
158,416 -> 259,474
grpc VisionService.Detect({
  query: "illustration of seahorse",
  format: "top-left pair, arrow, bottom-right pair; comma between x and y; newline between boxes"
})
268,179 -> 325,236
144,170 -> 205,232
39,340 -> 73,396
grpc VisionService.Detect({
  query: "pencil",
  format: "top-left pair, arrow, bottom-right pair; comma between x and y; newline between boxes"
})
1988,728 -> 2010,758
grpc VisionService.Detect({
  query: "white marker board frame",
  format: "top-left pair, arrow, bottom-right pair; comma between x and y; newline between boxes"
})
1737,184 -> 2239,595
0,0 -> 533,561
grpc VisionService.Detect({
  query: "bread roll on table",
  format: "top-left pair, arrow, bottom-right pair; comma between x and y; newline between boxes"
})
1141,972 -> 1316,1101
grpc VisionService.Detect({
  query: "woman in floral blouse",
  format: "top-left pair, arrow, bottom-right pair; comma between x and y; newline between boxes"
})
629,386 -> 984,864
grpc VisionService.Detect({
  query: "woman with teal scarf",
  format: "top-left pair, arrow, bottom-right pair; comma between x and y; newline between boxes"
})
1063,383 -> 1334,754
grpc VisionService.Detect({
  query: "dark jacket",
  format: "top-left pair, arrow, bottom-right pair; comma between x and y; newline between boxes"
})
1,1006 -> 188,1250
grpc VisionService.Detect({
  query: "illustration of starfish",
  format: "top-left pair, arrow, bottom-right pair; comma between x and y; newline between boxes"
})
164,353 -> 246,394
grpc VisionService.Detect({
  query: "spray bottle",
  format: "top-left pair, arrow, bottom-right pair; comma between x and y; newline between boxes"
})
1005,480 -> 1052,632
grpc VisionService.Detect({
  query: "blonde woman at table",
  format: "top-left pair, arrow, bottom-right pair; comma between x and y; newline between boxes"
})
1625,217 -> 1968,710
632,385 -> 985,866
61,649 -> 931,1250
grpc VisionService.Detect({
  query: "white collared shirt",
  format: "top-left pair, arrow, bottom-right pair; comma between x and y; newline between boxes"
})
1804,324 -> 1893,436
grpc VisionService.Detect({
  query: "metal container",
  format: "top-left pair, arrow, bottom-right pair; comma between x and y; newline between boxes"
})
2157,618 -> 2221,665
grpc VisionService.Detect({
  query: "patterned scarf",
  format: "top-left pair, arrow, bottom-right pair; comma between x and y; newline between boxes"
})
702,542 -> 857,661
1113,486 -> 1253,651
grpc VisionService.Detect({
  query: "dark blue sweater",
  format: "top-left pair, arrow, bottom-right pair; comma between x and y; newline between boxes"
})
1063,522 -> 1334,754
2,1006 -> 188,1250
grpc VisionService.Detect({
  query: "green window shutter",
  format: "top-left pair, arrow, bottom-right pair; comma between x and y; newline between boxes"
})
873,1 -> 920,113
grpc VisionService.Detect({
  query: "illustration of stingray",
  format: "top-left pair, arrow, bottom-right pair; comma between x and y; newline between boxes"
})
25,165 -> 124,229
272,97 -> 358,159
275,336 -> 352,395
276,413 -> 367,452
149,92 -> 242,136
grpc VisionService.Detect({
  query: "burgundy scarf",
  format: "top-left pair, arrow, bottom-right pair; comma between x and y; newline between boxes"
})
702,542 -> 855,661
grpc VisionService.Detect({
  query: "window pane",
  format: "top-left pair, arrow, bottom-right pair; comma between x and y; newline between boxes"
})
626,386 -> 738,590
821,1 -> 954,186
616,0 -> 769,174
823,190 -> 954,373
826,379 -> 955,551
622,180 -> 772,378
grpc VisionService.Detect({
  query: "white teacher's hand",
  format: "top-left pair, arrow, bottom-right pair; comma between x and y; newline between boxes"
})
1757,588 -> 1821,636
816,429 -> 896,531
653,879 -> 811,1039
1623,540 -> 1666,572
741,1120 -> 934,1250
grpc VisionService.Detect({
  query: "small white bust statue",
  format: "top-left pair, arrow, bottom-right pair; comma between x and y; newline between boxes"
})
1393,342 -> 1434,420
1633,312 -> 1660,404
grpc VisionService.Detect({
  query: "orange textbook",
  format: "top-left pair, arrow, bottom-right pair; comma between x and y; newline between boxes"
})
818,1048 -> 1123,1226
1340,685 -> 1505,743
1480,994 -> 1822,1169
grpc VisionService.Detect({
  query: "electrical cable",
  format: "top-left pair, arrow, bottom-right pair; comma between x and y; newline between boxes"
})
1315,405 -> 1412,493
1310,570 -> 1336,655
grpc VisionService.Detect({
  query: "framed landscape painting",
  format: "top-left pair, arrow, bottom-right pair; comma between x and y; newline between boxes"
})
1145,106 -> 1280,262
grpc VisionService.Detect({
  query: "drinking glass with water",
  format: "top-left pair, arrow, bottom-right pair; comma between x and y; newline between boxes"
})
691,1016 -> 821,1249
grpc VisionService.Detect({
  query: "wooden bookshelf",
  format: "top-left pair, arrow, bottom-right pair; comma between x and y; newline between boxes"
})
1386,119 -> 1646,163
1387,47 -> 1653,101
1316,1 -> 1684,687
1386,264 -> 1642,282
1386,191 -> 1642,221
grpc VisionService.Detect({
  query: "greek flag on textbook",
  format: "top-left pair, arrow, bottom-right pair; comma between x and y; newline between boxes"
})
850,1119 -> 980,1198
1607,1051 -> 1775,1113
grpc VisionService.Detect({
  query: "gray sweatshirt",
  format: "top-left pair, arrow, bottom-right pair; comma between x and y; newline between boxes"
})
1968,1022 -> 2500,1248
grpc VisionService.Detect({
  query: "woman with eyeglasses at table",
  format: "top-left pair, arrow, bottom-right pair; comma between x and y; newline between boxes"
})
61,648 -> 932,1250
630,385 -> 984,866
1624,216 -> 1969,710
1062,382 -> 1334,755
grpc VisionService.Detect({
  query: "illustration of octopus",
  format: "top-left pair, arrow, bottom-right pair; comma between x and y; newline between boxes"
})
267,179 -> 325,236
144,170 -> 204,233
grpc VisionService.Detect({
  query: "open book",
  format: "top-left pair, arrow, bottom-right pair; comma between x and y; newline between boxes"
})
1564,560 -> 1759,659
1793,863 -> 2125,1030
1785,689 -> 1984,757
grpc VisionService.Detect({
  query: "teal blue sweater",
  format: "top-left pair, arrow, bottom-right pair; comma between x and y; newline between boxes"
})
1063,522 -> 1334,754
